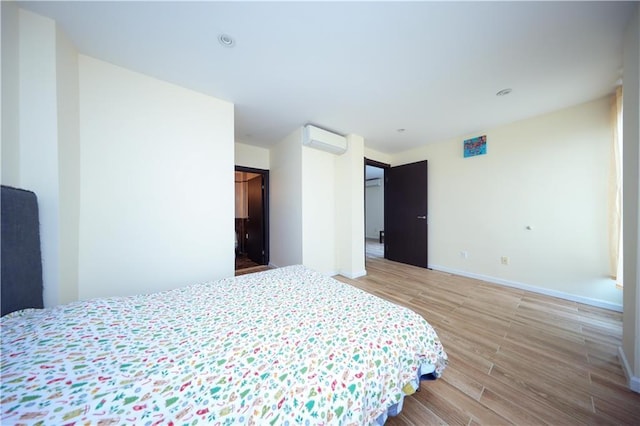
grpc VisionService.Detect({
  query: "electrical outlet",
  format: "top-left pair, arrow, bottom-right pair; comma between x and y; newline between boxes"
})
501,256 -> 509,265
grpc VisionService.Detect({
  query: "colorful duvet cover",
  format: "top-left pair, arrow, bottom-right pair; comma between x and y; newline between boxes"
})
1,265 -> 447,425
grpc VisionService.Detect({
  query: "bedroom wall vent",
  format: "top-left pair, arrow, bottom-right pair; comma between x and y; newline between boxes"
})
302,124 -> 348,155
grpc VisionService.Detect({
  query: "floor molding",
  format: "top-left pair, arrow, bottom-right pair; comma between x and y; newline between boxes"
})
430,264 -> 623,312
618,346 -> 640,393
338,269 -> 367,279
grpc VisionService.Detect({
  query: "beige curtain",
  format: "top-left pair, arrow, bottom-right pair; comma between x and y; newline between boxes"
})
609,86 -> 623,284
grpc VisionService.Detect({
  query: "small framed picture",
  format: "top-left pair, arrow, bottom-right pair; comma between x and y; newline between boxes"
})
463,135 -> 487,158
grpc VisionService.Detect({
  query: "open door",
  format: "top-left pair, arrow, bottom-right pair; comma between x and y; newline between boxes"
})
245,174 -> 265,265
384,160 -> 428,268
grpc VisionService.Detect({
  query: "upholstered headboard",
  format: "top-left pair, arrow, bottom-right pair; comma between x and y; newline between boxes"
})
1,185 -> 44,316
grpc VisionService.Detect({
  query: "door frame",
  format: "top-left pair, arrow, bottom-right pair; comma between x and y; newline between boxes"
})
235,165 -> 270,265
364,158 -> 390,259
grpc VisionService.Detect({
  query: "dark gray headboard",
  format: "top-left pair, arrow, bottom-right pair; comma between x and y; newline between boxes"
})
1,185 -> 44,316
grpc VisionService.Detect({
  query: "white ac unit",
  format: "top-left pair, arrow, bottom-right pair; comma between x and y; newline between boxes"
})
302,124 -> 347,155
366,178 -> 382,187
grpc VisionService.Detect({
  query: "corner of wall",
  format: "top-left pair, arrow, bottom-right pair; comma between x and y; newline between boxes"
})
18,7 -> 62,307
618,346 -> 640,393
269,128 -> 303,267
55,20 -> 81,304
622,1 -> 640,385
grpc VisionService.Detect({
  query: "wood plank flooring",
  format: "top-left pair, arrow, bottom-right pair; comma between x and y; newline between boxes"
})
366,238 -> 384,257
235,264 -> 271,276
235,254 -> 270,276
335,256 -> 640,425
235,253 -> 261,271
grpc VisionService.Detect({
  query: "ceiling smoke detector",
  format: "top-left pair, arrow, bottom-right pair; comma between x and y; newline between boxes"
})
218,34 -> 235,48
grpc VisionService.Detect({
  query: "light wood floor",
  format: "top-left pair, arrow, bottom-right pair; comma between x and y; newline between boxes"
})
366,238 -> 384,258
235,264 -> 271,276
335,256 -> 640,425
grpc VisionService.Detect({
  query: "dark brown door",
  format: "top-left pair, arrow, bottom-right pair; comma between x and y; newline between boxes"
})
246,175 -> 264,264
384,160 -> 428,268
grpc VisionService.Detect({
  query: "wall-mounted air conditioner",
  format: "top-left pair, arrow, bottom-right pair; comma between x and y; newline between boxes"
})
366,178 -> 382,187
302,124 -> 347,155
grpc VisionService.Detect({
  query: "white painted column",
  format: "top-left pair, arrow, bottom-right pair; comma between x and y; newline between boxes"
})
18,9 -> 61,307
335,134 -> 366,278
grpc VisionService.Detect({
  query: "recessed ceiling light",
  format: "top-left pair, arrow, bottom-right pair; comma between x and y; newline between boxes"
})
218,34 -> 235,48
496,88 -> 512,96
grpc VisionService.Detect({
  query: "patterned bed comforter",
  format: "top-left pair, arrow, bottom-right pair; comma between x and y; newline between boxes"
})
1,265 -> 447,425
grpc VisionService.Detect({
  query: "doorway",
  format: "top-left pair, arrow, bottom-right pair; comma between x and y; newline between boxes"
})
364,159 -> 389,260
234,166 -> 269,274
364,159 -> 429,269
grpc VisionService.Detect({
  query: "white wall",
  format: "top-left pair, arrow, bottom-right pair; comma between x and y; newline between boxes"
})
302,144 -> 337,275
3,8 -> 236,305
235,142 -> 269,170
364,146 -> 392,165
365,183 -> 384,239
55,25 -> 80,304
392,97 -> 619,308
78,55 -> 234,299
269,128 -> 303,267
621,3 -> 640,391
1,0 -> 20,186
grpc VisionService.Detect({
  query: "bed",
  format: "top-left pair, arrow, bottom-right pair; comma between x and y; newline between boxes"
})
1,188 -> 447,426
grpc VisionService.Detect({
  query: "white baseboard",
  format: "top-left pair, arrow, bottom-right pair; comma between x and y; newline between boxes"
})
429,264 -> 623,312
338,269 -> 367,279
618,346 -> 640,393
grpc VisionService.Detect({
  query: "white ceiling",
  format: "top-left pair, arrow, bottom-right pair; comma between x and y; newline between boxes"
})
20,1 -> 635,154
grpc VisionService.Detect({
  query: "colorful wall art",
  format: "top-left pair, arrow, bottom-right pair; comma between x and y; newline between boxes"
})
463,135 -> 487,158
